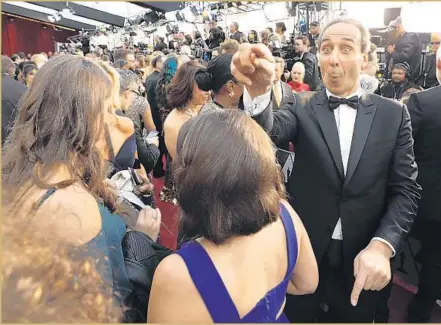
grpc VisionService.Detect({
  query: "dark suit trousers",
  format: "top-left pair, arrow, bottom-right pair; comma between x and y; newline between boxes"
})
284,240 -> 392,323
408,220 -> 441,322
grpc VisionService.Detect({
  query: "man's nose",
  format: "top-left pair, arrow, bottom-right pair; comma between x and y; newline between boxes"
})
328,50 -> 341,67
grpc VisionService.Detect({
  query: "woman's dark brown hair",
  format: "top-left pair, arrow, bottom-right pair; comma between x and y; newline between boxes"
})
2,55 -> 115,212
166,60 -> 204,110
174,110 -> 286,245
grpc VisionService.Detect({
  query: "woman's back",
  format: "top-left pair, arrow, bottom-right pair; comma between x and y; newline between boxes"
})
148,110 -> 318,323
148,202 -> 317,323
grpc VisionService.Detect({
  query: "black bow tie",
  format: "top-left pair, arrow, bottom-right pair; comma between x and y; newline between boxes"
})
328,95 -> 360,110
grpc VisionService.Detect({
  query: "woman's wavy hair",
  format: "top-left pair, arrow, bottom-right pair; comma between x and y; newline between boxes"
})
166,60 -> 205,110
2,55 -> 115,212
174,110 -> 286,244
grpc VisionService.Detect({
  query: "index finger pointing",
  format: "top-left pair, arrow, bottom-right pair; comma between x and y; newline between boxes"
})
351,270 -> 367,307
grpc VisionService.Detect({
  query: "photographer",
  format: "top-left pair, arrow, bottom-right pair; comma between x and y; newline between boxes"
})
294,35 -> 319,90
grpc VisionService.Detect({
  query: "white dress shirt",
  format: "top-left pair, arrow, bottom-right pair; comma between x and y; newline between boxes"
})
243,87 -> 396,256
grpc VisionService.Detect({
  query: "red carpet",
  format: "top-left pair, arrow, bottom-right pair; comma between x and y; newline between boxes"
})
152,175 -> 179,250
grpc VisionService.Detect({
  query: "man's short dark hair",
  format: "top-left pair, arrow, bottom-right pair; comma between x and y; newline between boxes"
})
310,21 -> 320,27
317,17 -> 371,54
231,22 -> 239,30
113,48 -> 133,61
2,56 -> 16,76
174,109 -> 286,245
23,64 -> 38,78
276,22 -> 287,32
11,54 -> 20,62
18,52 -> 25,60
295,35 -> 310,47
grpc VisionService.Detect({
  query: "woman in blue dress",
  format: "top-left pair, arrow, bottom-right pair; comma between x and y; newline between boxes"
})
148,110 -> 318,323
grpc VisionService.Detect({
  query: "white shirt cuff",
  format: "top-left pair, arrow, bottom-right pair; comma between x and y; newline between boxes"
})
371,237 -> 396,257
243,87 -> 272,117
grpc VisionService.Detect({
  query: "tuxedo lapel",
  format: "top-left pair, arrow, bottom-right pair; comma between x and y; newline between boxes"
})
312,90 -> 345,179
344,94 -> 377,186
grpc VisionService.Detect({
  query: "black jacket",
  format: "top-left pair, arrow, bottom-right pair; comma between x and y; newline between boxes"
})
145,71 -> 161,131
251,90 -> 420,287
416,53 -> 440,89
230,31 -> 245,43
391,32 -> 422,82
380,80 -> 419,100
300,52 -> 320,91
154,42 -> 168,52
1,74 -> 26,145
122,231 -> 172,323
406,86 -> 441,222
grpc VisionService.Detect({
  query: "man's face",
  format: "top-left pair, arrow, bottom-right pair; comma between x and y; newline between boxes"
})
121,82 -> 138,109
229,24 -> 236,34
209,22 -> 216,30
126,54 -> 136,70
392,68 -> 406,83
26,69 -> 37,87
319,22 -> 367,97
309,25 -> 319,36
388,28 -> 400,43
274,62 -> 284,82
295,40 -> 306,53
432,41 -> 440,54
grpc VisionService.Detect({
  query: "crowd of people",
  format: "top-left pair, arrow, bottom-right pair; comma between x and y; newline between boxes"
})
1,14 -> 441,324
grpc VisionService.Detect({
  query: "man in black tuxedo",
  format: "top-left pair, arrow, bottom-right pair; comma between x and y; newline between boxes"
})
406,48 -> 441,322
232,18 -> 421,322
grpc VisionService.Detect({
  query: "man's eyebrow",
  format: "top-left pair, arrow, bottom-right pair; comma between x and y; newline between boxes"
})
321,35 -> 356,43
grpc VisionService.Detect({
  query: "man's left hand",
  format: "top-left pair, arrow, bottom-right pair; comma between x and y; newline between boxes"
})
350,241 -> 393,307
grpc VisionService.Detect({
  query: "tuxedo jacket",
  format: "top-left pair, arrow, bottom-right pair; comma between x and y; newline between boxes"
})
406,86 -> 441,223
253,89 -> 421,277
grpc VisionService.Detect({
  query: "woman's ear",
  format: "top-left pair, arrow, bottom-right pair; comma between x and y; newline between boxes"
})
226,80 -> 235,93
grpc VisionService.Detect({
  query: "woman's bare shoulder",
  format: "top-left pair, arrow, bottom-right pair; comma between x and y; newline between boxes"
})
113,114 -> 135,134
35,184 -> 103,246
149,253 -> 212,323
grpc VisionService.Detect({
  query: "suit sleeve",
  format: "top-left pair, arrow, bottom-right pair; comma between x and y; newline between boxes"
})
242,88 -> 298,147
135,130 -> 160,173
373,105 -> 421,251
303,56 -> 315,88
406,93 -> 423,137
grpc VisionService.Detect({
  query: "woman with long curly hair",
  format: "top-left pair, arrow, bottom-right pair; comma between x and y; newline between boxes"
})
2,55 -> 160,318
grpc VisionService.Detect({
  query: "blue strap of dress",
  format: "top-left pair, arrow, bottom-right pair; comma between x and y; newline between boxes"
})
177,242 -> 241,323
34,188 -> 57,209
279,204 -> 298,277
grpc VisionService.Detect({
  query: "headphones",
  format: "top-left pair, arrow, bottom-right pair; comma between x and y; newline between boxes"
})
394,62 -> 411,78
